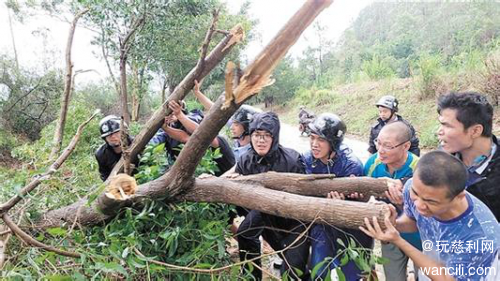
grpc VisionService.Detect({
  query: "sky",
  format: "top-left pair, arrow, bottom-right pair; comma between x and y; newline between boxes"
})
0,0 -> 373,83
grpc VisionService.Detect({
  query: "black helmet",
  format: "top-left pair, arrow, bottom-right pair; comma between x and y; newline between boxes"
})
376,95 -> 399,112
99,115 -> 121,138
231,105 -> 261,136
308,113 -> 346,151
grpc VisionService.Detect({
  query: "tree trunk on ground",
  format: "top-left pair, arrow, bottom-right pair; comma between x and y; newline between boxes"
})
35,174 -> 389,231
49,9 -> 88,160
35,1 -> 390,233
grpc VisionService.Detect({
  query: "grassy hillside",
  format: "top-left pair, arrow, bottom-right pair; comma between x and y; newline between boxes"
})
279,77 -> 499,149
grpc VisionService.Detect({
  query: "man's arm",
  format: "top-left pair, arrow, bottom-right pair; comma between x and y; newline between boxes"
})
169,101 -> 199,134
193,80 -> 214,111
395,213 -> 418,233
361,213 -> 455,281
163,126 -> 190,143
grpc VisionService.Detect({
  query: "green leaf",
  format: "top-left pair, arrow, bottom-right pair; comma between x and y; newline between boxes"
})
122,247 -> 130,259
335,267 -> 346,281
99,262 -> 128,276
336,238 -> 345,248
47,227 -> 67,237
293,267 -> 303,278
43,275 -> 73,281
340,253 -> 349,266
153,143 -> 165,154
311,258 -> 330,279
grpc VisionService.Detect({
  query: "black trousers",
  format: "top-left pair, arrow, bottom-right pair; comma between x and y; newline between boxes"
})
237,210 -> 310,280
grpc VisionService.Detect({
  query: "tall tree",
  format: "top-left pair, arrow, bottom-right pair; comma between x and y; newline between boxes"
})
49,9 -> 88,160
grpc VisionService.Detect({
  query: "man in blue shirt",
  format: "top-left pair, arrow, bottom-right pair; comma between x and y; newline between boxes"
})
304,113 -> 370,280
364,121 -> 421,281
361,151 -> 500,281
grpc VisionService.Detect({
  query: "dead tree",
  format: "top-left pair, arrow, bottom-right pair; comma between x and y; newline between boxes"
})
49,9 -> 89,160
34,0 -> 392,234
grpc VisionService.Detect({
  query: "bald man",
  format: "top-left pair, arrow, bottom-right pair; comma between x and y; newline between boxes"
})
363,121 -> 421,281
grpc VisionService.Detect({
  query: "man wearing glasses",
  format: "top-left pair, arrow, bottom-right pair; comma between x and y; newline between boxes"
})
364,121 -> 421,280
235,112 -> 309,280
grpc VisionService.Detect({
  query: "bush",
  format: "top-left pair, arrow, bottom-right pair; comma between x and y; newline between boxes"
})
74,82 -> 120,117
481,50 -> 500,106
415,54 -> 445,99
361,55 -> 395,80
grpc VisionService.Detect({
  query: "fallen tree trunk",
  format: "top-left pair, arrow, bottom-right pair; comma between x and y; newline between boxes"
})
233,173 -> 389,199
36,174 -> 390,230
35,0 -> 391,233
183,177 -> 389,230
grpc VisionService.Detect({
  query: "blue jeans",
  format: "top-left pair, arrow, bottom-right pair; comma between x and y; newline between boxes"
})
310,224 -> 373,280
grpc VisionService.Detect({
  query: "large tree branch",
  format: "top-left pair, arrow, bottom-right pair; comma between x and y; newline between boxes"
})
161,0 -> 334,197
107,23 -> 245,179
184,177 -> 389,230
35,0 -> 373,234
231,173 -> 389,199
197,9 -> 219,70
2,214 -> 80,258
36,174 -> 389,231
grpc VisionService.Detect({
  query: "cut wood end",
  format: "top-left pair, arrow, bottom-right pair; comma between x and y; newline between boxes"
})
106,174 -> 137,200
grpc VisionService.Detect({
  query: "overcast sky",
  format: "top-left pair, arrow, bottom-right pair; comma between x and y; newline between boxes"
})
0,0 -> 372,83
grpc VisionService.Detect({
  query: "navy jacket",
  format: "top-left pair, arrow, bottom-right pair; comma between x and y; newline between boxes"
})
303,144 -> 363,177
368,115 -> 420,156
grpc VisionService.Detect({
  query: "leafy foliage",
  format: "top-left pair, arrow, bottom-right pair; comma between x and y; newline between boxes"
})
2,102 -> 242,279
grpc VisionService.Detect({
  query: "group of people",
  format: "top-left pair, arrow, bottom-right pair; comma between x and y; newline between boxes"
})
95,88 -> 499,280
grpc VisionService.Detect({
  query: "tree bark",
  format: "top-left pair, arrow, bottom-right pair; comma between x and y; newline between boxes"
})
49,9 -> 88,160
232,173 -> 389,199
119,52 -> 130,124
184,177 -> 390,230
36,174 -> 389,231
107,24 -> 245,180
131,64 -> 145,122
118,16 -> 145,125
